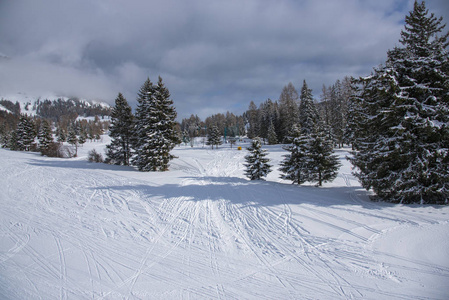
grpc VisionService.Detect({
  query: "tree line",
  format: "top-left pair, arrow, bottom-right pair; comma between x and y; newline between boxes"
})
244,1 -> 448,204
1,1 -> 447,204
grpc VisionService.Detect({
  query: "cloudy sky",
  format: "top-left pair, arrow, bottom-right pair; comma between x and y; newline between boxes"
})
0,0 -> 448,119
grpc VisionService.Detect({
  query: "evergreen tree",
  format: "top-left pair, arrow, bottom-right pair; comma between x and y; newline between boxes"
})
78,127 -> 87,146
38,119 -> 53,152
151,76 -> 180,170
279,131 -> 310,185
182,129 -> 190,146
283,123 -> 302,144
299,80 -> 319,136
105,93 -> 134,165
16,115 -> 35,151
132,77 -> 179,171
307,124 -> 341,186
56,126 -> 67,143
349,1 -> 449,204
206,125 -> 222,149
244,138 -> 272,180
7,131 -> 19,151
267,120 -> 278,145
67,125 -> 79,157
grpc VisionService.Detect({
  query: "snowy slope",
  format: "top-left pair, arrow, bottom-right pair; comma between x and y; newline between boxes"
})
0,92 -> 110,117
0,140 -> 448,299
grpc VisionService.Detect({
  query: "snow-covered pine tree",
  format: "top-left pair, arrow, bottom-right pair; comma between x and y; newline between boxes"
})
78,127 -> 87,146
132,77 -> 179,171
151,76 -> 179,170
105,92 -> 134,166
132,78 -> 155,170
38,119 -> 53,152
16,114 -> 35,151
206,125 -> 222,149
349,1 -> 449,204
67,125 -> 79,157
267,120 -> 278,145
56,126 -> 67,143
307,123 -> 341,186
7,131 -> 19,151
279,126 -> 310,185
244,137 -> 272,180
299,80 -> 320,136
182,129 -> 190,146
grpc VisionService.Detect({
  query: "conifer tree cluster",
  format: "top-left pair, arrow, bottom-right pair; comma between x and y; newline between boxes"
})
279,114 -> 340,186
106,76 -> 179,171
348,1 -> 449,204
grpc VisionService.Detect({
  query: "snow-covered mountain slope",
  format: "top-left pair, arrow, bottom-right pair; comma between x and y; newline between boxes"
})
0,92 -> 110,117
0,140 -> 448,299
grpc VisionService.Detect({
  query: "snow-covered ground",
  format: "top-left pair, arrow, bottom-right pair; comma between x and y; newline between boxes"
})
1,138 -> 448,299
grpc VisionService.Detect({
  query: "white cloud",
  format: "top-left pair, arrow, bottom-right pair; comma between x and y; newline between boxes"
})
1,0 -> 447,119
0,57 -> 117,102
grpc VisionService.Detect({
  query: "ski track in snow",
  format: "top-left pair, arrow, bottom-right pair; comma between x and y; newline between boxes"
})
1,142 -> 449,299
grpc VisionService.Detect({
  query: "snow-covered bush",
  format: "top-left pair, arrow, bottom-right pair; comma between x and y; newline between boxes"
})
88,149 -> 104,163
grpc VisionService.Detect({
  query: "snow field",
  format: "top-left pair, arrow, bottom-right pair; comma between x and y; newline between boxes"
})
0,138 -> 448,299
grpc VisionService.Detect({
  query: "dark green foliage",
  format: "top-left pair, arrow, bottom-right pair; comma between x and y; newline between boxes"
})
16,115 -> 35,151
279,133 -> 310,185
349,1 -> 449,204
132,77 -> 179,171
244,138 -> 272,180
299,80 -> 319,136
267,121 -> 278,145
38,119 -> 53,153
56,126 -> 67,143
105,93 -> 134,166
67,125 -> 79,157
280,123 -> 340,186
206,125 -> 222,149
307,124 -> 341,186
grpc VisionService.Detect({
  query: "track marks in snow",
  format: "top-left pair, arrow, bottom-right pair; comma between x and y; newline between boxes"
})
54,236 -> 68,300
2,147 -> 449,299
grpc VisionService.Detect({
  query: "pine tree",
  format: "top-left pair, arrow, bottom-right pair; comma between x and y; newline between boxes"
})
349,1 -> 449,204
206,125 -> 222,149
8,131 -> 19,151
267,121 -> 278,145
279,131 -> 310,185
105,93 -> 134,165
78,127 -> 87,146
244,138 -> 272,180
307,124 -> 341,186
67,125 -> 79,157
299,80 -> 319,136
38,119 -> 53,152
56,126 -> 67,143
16,115 -> 35,151
132,77 -> 179,171
182,129 -> 190,146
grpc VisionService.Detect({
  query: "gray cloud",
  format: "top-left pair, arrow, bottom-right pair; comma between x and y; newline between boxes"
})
0,0 -> 447,119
